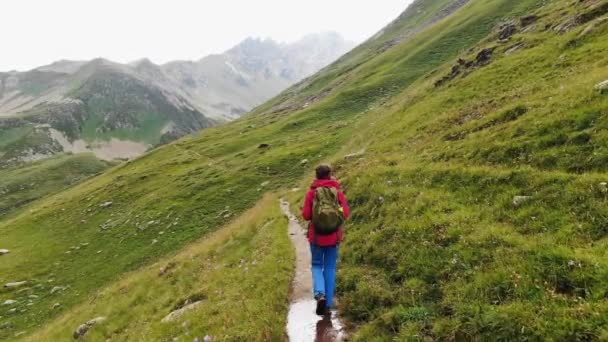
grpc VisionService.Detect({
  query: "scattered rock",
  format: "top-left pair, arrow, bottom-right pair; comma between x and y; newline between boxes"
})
291,188 -> 301,192
596,80 -> 608,94
159,262 -> 176,277
554,18 -> 577,34
4,282 -> 27,289
258,143 -> 270,149
52,303 -> 61,309
260,181 -> 270,187
161,301 -> 204,323
28,295 -> 38,299
520,15 -> 538,27
497,21 -> 517,40
73,317 -> 106,339
99,202 -> 113,208
50,286 -> 66,294
504,42 -> 525,55
7,308 -> 17,314
475,48 -> 495,66
344,150 -> 366,160
0,249 -> 9,255
2,300 -> 16,306
599,182 -> 607,193
513,196 -> 532,207
579,23 -> 595,38
204,335 -> 213,342
436,48 -> 495,86
300,159 -> 309,165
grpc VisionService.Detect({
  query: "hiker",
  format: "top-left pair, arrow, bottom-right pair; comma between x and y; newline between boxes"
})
302,164 -> 349,316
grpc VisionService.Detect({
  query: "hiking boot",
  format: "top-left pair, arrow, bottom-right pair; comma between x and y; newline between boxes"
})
315,296 -> 327,316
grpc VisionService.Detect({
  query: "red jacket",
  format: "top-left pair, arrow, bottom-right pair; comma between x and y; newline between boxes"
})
302,179 -> 350,246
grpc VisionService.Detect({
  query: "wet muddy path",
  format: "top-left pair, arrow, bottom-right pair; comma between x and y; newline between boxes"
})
280,200 -> 346,342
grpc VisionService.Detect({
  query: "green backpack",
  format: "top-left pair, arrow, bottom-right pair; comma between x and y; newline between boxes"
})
312,187 -> 345,235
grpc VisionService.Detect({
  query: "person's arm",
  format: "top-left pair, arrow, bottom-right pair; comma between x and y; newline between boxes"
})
302,190 -> 314,221
338,190 -> 350,220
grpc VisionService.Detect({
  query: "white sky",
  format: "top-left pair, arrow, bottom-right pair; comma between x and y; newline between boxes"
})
0,0 -> 413,72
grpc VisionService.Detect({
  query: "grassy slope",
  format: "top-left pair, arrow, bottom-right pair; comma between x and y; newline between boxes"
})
0,154 -> 110,217
319,1 -> 608,340
4,0 -> 608,340
26,195 -> 293,341
2,1 -> 463,337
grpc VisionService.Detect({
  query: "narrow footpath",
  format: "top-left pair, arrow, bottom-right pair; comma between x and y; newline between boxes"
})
280,199 -> 346,342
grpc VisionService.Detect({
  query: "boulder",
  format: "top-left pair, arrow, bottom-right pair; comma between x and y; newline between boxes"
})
50,286 -> 66,294
344,149 -> 366,160
475,48 -> 495,66
0,249 -> 9,255
300,159 -> 309,165
596,80 -> 608,94
99,202 -> 113,208
2,300 -> 16,306
513,196 -> 532,207
520,15 -> 538,27
4,282 -> 27,288
161,301 -> 203,323
73,317 -> 106,339
498,21 -> 517,40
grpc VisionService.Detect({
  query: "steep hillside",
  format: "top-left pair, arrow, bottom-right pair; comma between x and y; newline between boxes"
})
2,0 -> 608,340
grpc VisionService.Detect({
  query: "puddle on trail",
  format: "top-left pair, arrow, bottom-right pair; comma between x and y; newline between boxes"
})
280,199 -> 347,342
288,300 -> 346,342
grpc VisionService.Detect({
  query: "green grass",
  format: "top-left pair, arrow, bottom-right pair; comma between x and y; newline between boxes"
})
0,154 -> 110,217
0,126 -> 33,150
3,0 -> 608,340
25,195 -> 293,341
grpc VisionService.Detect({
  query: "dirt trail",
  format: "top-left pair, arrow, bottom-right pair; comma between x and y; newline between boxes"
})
280,199 -> 346,342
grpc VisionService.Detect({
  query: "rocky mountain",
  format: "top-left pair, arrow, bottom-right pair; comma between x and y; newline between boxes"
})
0,32 -> 353,165
162,32 -> 355,120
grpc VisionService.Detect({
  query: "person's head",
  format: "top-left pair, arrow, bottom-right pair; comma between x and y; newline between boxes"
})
315,164 -> 332,180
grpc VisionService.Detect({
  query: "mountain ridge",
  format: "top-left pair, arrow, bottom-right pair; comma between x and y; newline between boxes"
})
0,32 -> 353,165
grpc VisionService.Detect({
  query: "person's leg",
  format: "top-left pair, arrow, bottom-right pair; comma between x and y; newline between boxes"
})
323,245 -> 339,308
310,243 -> 326,298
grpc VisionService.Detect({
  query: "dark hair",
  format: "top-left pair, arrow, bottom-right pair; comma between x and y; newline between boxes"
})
315,164 -> 332,180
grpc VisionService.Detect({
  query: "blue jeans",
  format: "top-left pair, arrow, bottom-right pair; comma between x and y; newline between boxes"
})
310,243 -> 339,308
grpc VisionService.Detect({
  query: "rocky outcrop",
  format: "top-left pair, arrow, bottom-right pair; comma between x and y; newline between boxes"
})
596,80 -> 608,94
513,196 -> 532,207
73,317 -> 106,339
161,301 -> 204,323
435,48 -> 495,87
4,281 -> 27,288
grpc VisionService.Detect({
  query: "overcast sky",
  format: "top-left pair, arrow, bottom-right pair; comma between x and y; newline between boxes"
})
0,0 -> 413,71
